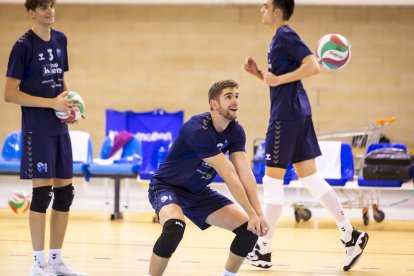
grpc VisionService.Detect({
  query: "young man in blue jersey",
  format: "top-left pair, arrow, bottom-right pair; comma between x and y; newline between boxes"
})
243,0 -> 368,271
4,1 -> 84,275
148,80 -> 269,276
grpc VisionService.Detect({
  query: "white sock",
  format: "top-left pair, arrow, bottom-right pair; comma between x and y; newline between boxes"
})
257,236 -> 272,253
261,175 -> 284,246
261,203 -> 283,243
319,191 -> 353,241
301,173 -> 353,241
48,248 -> 62,265
222,269 -> 237,276
33,250 -> 46,264
338,220 -> 354,242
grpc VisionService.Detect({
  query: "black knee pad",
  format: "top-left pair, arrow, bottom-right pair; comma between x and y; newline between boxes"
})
30,186 -> 53,213
153,219 -> 186,258
230,222 -> 258,257
52,184 -> 74,212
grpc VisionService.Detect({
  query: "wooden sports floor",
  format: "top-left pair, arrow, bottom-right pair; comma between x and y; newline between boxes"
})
1,209 -> 413,276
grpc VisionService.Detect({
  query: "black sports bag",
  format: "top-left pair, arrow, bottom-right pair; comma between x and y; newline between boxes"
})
362,148 -> 414,181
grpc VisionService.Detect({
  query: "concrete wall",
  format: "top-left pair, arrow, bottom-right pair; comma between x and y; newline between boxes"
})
1,4 -> 413,156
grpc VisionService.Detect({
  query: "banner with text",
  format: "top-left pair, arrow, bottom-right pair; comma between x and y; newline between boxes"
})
106,109 -> 184,173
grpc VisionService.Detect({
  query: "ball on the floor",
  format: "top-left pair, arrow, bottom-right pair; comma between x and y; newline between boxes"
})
8,191 -> 30,214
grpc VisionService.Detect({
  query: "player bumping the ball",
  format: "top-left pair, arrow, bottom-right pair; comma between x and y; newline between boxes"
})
243,0 -> 368,271
3,0 -> 84,275
148,80 -> 269,276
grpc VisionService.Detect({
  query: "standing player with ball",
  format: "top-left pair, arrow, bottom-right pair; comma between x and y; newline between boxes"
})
3,1 -> 83,275
243,0 -> 368,271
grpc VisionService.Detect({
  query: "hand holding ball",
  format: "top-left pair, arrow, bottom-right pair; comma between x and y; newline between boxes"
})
55,91 -> 85,123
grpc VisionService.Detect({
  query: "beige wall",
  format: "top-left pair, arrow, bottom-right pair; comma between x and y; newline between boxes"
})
1,4 -> 413,157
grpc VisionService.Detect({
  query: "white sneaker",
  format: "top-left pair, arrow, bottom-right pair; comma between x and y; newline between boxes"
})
30,262 -> 56,276
342,228 -> 369,271
48,261 -> 86,276
246,242 -> 272,269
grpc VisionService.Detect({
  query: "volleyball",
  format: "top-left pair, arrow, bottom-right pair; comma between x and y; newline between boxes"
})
55,91 -> 85,123
8,191 -> 30,214
316,34 -> 351,70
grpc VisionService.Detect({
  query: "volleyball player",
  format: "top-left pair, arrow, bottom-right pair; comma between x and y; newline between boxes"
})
4,1 -> 84,275
148,80 -> 268,276
243,0 -> 368,271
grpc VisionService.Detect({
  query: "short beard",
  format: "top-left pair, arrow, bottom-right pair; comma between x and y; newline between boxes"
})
218,106 -> 237,121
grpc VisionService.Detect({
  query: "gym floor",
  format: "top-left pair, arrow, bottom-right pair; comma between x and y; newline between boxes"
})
1,175 -> 414,275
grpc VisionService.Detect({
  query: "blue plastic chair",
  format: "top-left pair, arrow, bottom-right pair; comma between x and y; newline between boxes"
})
0,131 -> 22,174
283,164 -> 298,185
139,140 -> 171,180
325,143 -> 354,186
88,135 -> 142,176
251,140 -> 296,185
87,134 -> 142,220
1,131 -> 22,160
253,141 -> 353,186
366,143 -> 407,153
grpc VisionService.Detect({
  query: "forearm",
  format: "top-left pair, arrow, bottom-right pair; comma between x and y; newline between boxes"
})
278,54 -> 320,85
254,69 -> 264,81
247,68 -> 264,81
4,77 -> 55,108
4,89 -> 54,108
238,172 -> 263,215
223,171 -> 257,217
230,152 -> 263,215
206,153 -> 257,217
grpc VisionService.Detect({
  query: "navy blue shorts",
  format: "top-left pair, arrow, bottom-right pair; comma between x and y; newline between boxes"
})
20,133 -> 73,179
265,116 -> 321,168
148,182 -> 233,230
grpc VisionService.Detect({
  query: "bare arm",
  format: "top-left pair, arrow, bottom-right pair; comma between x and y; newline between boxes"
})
204,153 -> 262,234
262,54 -> 320,87
230,151 -> 268,235
230,151 -> 263,215
4,76 -> 73,112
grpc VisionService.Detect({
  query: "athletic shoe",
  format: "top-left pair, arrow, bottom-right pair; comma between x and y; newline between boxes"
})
30,261 -> 56,276
48,261 -> 86,276
342,228 -> 369,271
245,242 -> 272,269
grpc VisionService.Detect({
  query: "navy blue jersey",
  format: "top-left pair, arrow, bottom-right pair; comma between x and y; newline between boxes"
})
6,29 -> 69,135
152,112 -> 246,193
268,25 -> 313,120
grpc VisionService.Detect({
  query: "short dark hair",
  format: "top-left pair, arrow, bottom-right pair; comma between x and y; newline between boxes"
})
25,0 -> 56,11
273,0 -> 295,21
208,80 -> 239,103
